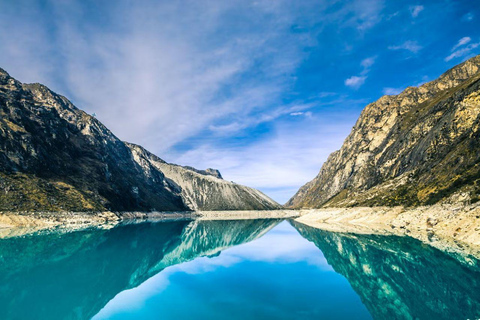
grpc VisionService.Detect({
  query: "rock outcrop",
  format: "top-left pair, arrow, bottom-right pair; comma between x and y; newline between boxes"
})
0,67 -> 279,212
288,55 -> 480,208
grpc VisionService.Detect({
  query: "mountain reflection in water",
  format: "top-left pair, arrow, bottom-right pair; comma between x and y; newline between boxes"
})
293,222 -> 480,320
0,218 -> 478,320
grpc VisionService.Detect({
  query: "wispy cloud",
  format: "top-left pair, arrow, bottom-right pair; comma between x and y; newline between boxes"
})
0,1 -> 321,153
345,56 -> 376,89
445,37 -> 480,61
208,103 -> 314,134
383,87 -> 403,95
170,107 -> 360,203
349,0 -> 385,31
462,12 -> 474,22
452,36 -> 472,51
388,40 -> 422,53
409,5 -> 424,18
345,76 -> 367,89
290,111 -> 312,117
360,56 -> 376,70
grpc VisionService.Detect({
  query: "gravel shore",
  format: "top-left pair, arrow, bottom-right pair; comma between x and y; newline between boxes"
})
295,203 -> 480,261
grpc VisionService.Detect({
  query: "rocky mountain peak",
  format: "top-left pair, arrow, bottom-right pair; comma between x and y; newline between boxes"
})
0,67 -> 9,78
205,168 -> 223,179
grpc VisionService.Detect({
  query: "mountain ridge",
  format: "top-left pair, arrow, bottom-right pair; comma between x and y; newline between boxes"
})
0,68 -> 279,212
127,142 -> 280,210
288,55 -> 480,208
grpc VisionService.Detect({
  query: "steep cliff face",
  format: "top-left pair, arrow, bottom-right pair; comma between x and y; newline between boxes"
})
288,55 -> 480,208
128,143 -> 281,210
0,67 -> 279,212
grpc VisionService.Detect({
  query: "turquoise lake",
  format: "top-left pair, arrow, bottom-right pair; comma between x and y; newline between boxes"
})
0,219 -> 479,320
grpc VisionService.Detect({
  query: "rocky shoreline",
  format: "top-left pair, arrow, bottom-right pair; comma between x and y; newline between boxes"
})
295,203 -> 480,262
2,204 -> 478,262
0,210 -> 299,237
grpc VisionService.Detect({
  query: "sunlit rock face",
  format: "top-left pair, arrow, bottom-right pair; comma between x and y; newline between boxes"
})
128,143 -> 282,211
288,55 -> 480,208
0,67 -> 279,211
293,222 -> 480,320
0,219 -> 280,320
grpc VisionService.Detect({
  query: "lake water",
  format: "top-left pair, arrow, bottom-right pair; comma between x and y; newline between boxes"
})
0,218 -> 479,320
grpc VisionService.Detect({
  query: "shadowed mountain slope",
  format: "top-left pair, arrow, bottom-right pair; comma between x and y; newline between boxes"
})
0,68 -> 279,211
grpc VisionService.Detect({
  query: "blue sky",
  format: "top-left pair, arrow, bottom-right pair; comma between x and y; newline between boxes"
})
1,0 -> 479,203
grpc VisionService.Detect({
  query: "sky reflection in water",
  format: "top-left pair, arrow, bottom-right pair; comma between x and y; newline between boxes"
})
93,221 -> 372,320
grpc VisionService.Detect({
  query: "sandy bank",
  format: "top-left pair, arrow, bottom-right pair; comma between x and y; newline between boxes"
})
295,203 -> 480,261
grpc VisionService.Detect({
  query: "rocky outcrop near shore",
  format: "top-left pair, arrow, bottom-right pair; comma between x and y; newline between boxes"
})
288,55 -> 480,208
0,67 -> 279,212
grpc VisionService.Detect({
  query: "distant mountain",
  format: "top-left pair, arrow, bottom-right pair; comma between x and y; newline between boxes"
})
288,55 -> 480,208
0,68 -> 280,212
127,143 -> 280,210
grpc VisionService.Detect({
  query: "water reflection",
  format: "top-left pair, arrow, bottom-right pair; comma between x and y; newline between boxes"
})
0,218 -> 479,320
293,221 -> 480,320
0,219 -> 280,320
94,221 -> 371,320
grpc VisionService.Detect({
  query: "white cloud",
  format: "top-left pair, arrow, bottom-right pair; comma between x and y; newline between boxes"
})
345,75 -> 367,89
361,56 -> 376,69
445,42 -> 480,62
290,111 -> 313,117
348,0 -> 385,31
445,37 -> 480,62
0,0 -> 318,154
208,103 -> 314,134
452,37 -> 471,51
383,87 -> 403,95
388,40 -> 422,53
409,5 -> 424,18
345,56 -> 375,90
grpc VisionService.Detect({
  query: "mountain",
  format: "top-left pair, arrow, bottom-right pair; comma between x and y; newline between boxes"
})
128,143 -> 280,210
288,55 -> 480,208
0,67 -> 280,212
